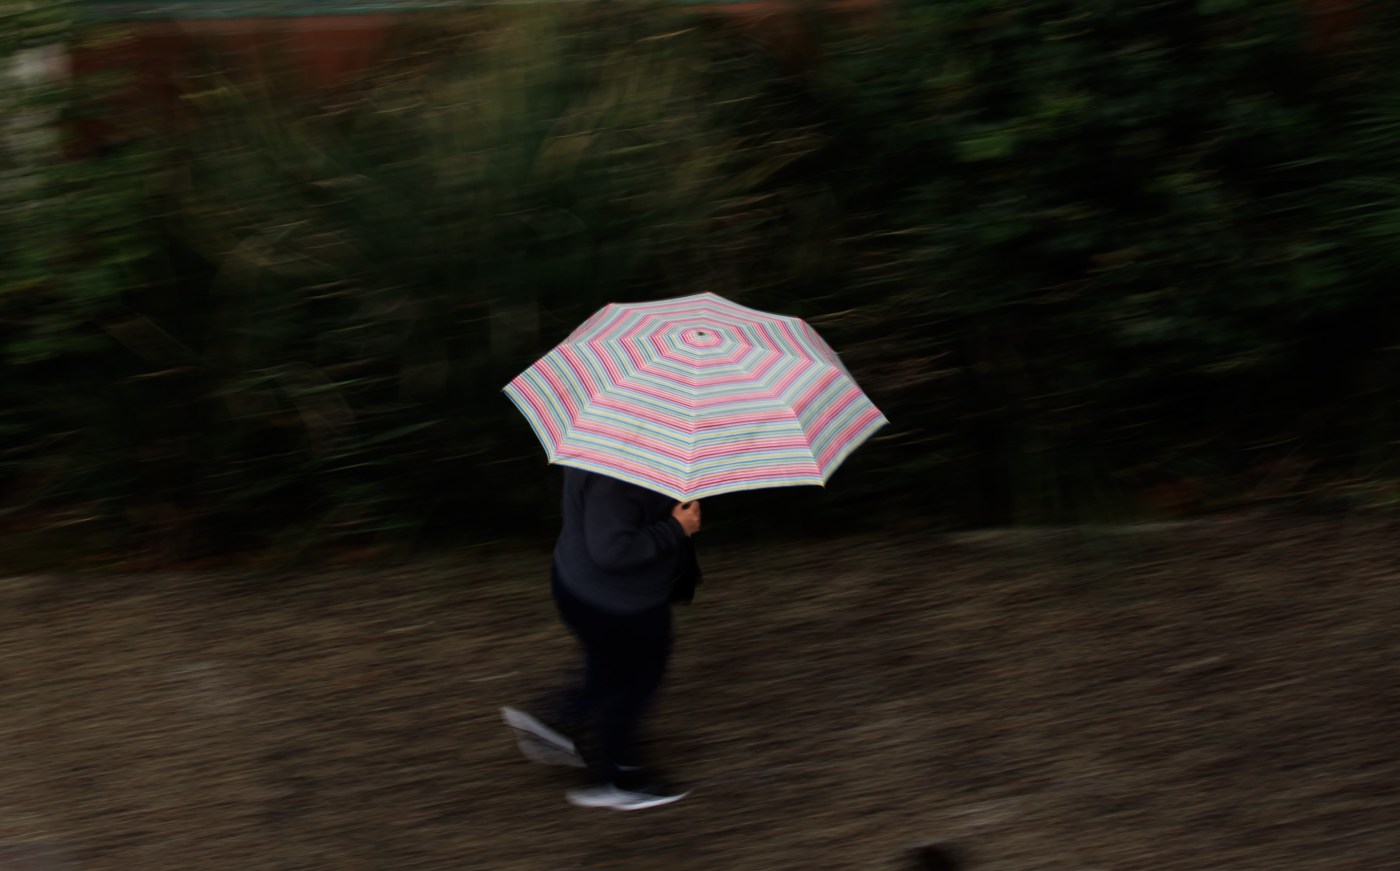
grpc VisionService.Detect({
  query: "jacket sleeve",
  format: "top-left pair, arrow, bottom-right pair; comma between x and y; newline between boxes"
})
582,476 -> 686,572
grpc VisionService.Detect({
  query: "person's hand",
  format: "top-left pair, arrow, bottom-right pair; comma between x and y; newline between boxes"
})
672,500 -> 701,537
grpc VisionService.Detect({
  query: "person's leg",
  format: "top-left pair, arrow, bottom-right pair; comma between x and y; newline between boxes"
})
551,577 -> 678,788
562,600 -> 686,810
594,603 -> 671,786
541,567 -> 592,729
501,566 -> 594,767
548,568 -> 622,773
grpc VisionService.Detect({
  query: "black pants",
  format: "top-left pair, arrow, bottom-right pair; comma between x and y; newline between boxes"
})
551,567 -> 672,785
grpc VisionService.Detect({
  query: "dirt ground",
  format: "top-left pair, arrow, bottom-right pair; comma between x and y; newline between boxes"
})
1,516 -> 1397,871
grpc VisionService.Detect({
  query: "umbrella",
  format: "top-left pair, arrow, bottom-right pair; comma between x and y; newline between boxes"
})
503,292 -> 887,501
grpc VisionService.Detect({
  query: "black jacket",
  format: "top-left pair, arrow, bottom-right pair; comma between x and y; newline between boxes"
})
553,468 -> 699,613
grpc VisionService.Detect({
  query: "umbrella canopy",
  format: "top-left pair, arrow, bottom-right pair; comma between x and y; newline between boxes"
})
503,292 -> 887,501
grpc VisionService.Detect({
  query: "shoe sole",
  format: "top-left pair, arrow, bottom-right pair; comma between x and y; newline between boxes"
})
566,786 -> 689,811
500,706 -> 585,767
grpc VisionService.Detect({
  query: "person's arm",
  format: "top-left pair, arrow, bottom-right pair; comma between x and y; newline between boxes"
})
582,477 -> 688,573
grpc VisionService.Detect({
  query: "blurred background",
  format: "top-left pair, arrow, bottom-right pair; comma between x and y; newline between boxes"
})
4,0 -> 1400,567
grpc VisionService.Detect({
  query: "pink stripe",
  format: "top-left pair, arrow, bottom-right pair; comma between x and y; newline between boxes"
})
615,318 -> 655,373
586,343 -> 789,394
587,395 -> 692,428
589,377 -> 701,412
763,357 -> 819,400
580,309 -> 817,392
688,440 -> 811,459
692,409 -> 797,427
557,451 -> 687,493
766,317 -> 818,361
545,351 -> 848,418
510,377 -> 567,444
789,369 -> 842,416
559,453 -> 821,493
644,332 -> 755,367
692,465 -> 822,486
561,341 -> 623,395
807,387 -> 863,431
565,303 -> 618,344
806,392 -> 868,442
568,422 -> 693,462
534,356 -> 598,410
815,407 -> 886,467
557,355 -> 803,411
568,418 -> 810,461
618,316 -> 756,373
588,392 -> 798,427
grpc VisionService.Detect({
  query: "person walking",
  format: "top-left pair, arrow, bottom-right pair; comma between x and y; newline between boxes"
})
502,466 -> 701,810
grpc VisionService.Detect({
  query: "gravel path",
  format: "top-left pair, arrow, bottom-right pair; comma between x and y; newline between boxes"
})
2,518 -> 1397,870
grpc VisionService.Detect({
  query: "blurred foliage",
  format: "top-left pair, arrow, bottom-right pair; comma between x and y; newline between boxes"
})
804,0 -> 1400,524
6,4 -> 812,558
3,0 -> 1400,562
2,3 -> 165,554
164,7 -> 810,552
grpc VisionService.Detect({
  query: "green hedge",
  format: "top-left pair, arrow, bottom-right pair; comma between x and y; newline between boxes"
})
804,0 -> 1400,524
4,0 -> 1400,561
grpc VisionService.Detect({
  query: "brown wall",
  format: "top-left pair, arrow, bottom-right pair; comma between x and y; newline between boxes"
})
67,0 -> 1356,150
72,0 -> 882,94
68,1 -> 883,151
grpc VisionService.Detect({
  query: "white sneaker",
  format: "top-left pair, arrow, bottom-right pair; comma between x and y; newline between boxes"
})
500,706 -> 586,768
516,733 -> 587,768
565,781 -> 689,811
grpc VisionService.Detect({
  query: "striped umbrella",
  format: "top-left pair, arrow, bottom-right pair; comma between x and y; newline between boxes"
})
503,292 -> 887,501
